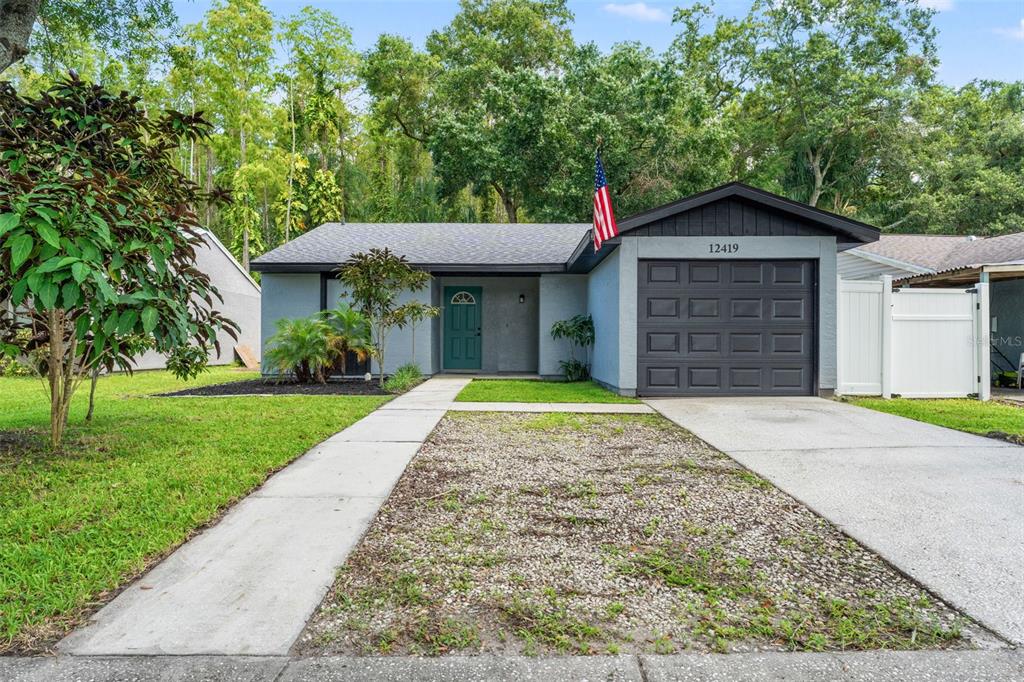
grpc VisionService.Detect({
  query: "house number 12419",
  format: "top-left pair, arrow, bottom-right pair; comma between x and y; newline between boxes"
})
709,243 -> 740,254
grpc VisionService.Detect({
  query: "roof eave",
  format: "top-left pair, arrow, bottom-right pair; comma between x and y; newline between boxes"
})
250,261 -> 570,274
845,249 -> 935,275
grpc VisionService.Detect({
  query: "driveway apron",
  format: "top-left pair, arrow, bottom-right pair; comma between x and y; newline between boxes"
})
58,376 -> 471,656
646,396 -> 1024,645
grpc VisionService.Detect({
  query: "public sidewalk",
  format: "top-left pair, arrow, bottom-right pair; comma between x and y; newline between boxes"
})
5,650 -> 1021,681
58,376 -> 471,656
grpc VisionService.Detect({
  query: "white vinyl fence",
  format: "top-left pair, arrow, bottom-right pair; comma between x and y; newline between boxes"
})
837,276 -> 990,400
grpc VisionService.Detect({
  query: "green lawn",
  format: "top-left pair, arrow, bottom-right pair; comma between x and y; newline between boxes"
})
454,379 -> 640,404
851,398 -> 1024,443
0,367 -> 388,651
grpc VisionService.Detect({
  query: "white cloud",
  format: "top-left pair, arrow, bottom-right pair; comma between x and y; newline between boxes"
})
916,0 -> 954,10
602,3 -> 670,23
994,18 -> 1024,41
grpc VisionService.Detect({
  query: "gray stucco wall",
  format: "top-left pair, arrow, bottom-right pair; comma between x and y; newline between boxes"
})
603,235 -> 839,395
439,276 -> 539,373
259,273 -> 321,374
587,248 -> 621,390
991,279 -> 1024,368
133,232 -> 261,370
538,274 -> 588,377
260,274 -> 438,376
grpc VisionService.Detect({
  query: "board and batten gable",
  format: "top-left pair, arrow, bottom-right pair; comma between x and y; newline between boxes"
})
626,197 -> 840,239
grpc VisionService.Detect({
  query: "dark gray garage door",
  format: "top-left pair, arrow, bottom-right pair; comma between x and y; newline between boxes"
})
637,260 -> 816,396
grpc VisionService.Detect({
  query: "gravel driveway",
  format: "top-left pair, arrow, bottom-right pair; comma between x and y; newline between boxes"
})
298,412 -> 978,656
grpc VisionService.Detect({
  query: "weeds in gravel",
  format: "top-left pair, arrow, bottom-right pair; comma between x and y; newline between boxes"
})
413,616 -> 481,655
498,589 -> 604,656
300,412 -> 968,657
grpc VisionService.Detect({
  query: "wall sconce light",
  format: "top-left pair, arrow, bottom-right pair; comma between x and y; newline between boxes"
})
519,294 -> 526,304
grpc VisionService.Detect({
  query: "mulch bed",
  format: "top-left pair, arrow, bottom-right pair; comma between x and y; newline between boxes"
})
297,412 -> 982,657
159,378 -> 390,397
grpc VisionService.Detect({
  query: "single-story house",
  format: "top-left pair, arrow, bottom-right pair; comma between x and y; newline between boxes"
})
252,182 -> 880,397
839,232 -> 1024,374
133,229 -> 262,370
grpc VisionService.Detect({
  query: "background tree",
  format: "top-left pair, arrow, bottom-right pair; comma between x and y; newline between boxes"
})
0,75 -> 237,447
364,0 -> 575,222
0,0 -> 176,74
868,81 -> 1024,234
672,0 -> 937,210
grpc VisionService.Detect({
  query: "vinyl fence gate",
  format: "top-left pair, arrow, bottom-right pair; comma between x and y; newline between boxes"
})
837,276 -> 990,400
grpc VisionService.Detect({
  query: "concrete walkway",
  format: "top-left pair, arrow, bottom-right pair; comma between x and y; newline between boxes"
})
647,396 -> 1024,645
450,401 -> 653,413
59,376 -> 471,656
4,650 -> 1022,681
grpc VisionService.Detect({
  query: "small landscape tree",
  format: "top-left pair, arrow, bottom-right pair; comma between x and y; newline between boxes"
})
337,248 -> 431,385
550,313 -> 594,381
0,74 -> 238,448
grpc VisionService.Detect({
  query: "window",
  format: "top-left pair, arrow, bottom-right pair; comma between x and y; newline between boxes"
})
450,291 -> 476,305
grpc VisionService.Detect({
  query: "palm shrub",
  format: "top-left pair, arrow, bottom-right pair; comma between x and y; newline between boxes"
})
264,316 -> 334,383
550,314 -> 595,382
321,302 -> 376,375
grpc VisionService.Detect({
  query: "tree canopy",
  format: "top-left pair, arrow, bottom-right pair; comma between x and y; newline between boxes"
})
0,74 -> 238,446
1,0 -> 1020,247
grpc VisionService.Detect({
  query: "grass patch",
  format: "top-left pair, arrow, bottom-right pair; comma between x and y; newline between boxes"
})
851,398 -> 1023,443
0,367 -> 388,651
455,379 -> 639,404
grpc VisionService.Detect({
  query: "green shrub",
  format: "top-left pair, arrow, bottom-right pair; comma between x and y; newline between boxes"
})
551,314 -> 595,382
265,316 -> 334,383
384,363 -> 422,393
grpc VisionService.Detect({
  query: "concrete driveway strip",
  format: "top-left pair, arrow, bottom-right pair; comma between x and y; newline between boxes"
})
58,376 -> 471,656
647,397 -> 1024,645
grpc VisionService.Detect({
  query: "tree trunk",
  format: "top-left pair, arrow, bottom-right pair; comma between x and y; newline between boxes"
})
205,146 -> 214,227
262,184 -> 269,246
242,226 -> 250,272
377,322 -> 386,386
806,147 -> 824,208
285,75 -> 296,242
410,323 -> 416,365
0,0 -> 42,74
494,184 -> 517,223
85,366 -> 100,421
46,308 -> 79,448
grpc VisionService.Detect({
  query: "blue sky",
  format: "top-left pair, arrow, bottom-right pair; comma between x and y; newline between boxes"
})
172,1 -> 1024,86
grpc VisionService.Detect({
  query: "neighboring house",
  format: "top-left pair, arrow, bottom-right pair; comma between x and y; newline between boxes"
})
253,182 -> 880,397
133,229 -> 262,370
840,232 -> 1024,373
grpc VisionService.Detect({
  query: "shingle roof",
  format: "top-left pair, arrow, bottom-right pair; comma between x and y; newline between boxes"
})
850,232 -> 1024,275
252,222 -> 590,271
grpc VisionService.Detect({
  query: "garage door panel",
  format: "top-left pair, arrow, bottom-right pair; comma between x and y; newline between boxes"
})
638,361 -> 813,395
638,259 -> 816,396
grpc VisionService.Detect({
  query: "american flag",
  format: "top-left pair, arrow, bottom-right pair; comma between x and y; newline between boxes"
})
593,152 -> 618,251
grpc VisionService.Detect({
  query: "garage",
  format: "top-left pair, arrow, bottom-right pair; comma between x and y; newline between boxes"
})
637,259 -> 816,396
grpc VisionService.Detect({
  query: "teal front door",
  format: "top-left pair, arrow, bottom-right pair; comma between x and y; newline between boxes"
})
443,286 -> 482,370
